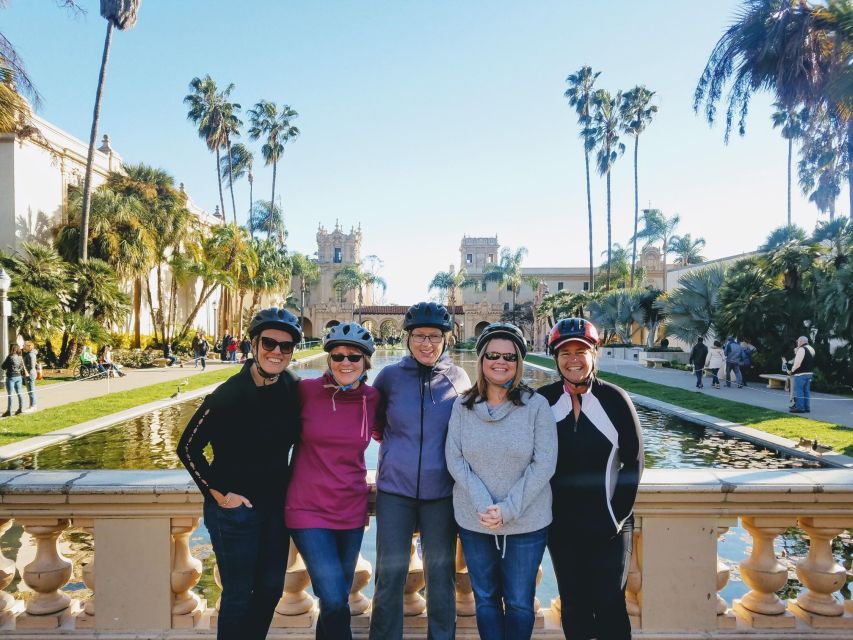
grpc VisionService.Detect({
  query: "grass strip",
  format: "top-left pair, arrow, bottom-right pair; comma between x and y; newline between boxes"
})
525,353 -> 853,457
0,347 -> 325,447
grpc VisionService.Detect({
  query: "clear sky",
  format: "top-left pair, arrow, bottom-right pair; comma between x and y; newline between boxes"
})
3,0 -> 829,303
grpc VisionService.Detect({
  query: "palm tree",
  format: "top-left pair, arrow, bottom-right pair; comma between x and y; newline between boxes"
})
669,234 -> 707,266
620,85 -> 657,287
633,208 -> 680,290
759,224 -> 808,250
771,103 -> 807,226
250,200 -> 285,246
248,100 -> 300,238
78,0 -> 141,261
291,252 -> 320,333
220,143 -> 254,231
590,89 -> 625,290
0,66 -> 30,133
483,247 -> 540,326
798,106 -> 846,219
565,66 -> 601,290
659,264 -> 727,343
333,264 -> 387,322
185,75 -> 242,223
428,267 -> 469,338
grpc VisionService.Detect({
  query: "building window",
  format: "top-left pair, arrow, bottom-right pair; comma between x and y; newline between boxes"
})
583,281 -> 590,291
487,253 -> 494,263
466,253 -> 473,264
557,282 -> 564,291
334,248 -> 342,263
503,302 -> 510,311
482,279 -> 487,292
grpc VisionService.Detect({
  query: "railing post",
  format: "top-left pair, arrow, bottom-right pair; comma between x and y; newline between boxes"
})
350,550 -> 372,628
455,537 -> 476,628
75,518 -> 95,629
625,522 -> 642,629
715,517 -> 738,629
271,541 -> 316,629
15,518 -> 73,629
170,516 -> 205,628
403,533 -> 427,631
0,519 -> 22,625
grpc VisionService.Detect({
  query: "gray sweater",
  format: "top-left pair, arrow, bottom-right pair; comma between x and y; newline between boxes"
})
445,391 -> 557,535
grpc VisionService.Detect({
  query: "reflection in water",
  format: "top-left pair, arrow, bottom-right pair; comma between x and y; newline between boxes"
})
0,353 -> 845,607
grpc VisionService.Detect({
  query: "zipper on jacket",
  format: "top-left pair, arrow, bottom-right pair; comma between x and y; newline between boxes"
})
415,370 -> 426,500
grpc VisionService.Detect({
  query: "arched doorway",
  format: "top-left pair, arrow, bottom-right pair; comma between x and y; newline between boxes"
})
362,319 -> 377,336
474,321 -> 490,337
380,319 -> 399,339
300,317 -> 314,339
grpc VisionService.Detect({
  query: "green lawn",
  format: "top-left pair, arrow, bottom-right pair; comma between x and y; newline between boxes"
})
525,353 -> 853,457
0,347 -> 325,447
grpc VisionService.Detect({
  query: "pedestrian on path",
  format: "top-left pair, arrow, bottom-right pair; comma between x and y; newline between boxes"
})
2,344 -> 28,417
240,336 -> 251,362
739,341 -> 756,387
22,341 -> 38,412
788,336 -> 815,413
193,332 -> 209,370
689,337 -> 708,389
724,337 -> 743,388
706,340 -> 725,389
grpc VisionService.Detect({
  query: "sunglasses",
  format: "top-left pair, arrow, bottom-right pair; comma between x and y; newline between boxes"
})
483,351 -> 518,362
330,353 -> 364,363
259,337 -> 295,354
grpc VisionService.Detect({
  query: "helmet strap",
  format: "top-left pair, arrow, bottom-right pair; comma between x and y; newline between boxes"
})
251,337 -> 280,383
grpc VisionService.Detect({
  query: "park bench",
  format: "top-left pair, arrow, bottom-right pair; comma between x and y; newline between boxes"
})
759,373 -> 789,391
644,357 -> 667,369
152,358 -> 170,368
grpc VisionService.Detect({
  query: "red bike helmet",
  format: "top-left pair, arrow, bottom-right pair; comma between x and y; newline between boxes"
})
548,317 -> 600,354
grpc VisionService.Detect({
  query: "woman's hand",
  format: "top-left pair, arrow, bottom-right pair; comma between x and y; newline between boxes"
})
478,505 -> 503,530
212,490 -> 252,509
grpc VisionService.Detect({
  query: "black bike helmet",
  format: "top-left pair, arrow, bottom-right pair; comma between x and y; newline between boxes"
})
403,302 -> 452,332
248,307 -> 303,343
548,317 -> 600,354
324,322 -> 376,356
475,322 -> 528,358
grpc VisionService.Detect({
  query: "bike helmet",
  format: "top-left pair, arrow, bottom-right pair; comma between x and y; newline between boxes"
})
548,317 -> 600,354
475,322 -> 528,358
324,322 -> 376,356
248,307 -> 303,343
403,301 -> 452,332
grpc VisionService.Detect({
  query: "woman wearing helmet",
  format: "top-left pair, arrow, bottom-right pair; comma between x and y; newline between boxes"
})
445,323 -> 557,640
177,307 -> 302,640
369,302 -> 471,640
536,318 -> 643,640
286,322 -> 381,640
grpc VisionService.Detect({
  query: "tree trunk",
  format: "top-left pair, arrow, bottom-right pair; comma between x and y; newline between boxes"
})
630,135 -> 639,287
156,263 -> 165,345
848,119 -> 853,220
79,21 -> 114,262
299,277 -> 306,339
176,283 -> 215,343
661,234 -> 668,293
133,277 -> 142,348
584,145 -> 594,290
145,279 -> 159,346
787,136 -> 792,227
226,136 -> 237,224
216,147 -> 226,222
606,170 -> 612,291
248,175 -> 254,237
237,290 -> 246,337
269,159 -> 278,240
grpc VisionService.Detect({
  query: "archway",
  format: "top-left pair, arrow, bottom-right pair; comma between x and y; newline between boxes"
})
362,319 -> 377,336
300,317 -> 314,339
380,319 -> 399,339
474,321 -> 490,337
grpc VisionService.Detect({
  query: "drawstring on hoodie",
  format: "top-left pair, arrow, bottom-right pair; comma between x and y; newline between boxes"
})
494,534 -> 507,559
324,372 -> 371,443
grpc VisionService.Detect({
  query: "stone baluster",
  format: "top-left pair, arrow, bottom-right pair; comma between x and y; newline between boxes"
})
533,565 -> 544,628
624,525 -> 642,628
171,517 -> 205,629
733,516 -> 795,628
349,552 -> 372,621
16,518 -> 73,629
403,534 -> 426,617
272,541 -> 315,629
0,519 -> 22,625
455,537 -> 475,626
789,517 -> 853,629
715,519 -> 737,629
74,518 -> 95,629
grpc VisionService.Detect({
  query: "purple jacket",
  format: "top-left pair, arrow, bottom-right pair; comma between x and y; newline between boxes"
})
373,353 -> 470,500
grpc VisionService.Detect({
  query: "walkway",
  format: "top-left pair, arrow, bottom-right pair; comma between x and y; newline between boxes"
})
592,356 -> 853,428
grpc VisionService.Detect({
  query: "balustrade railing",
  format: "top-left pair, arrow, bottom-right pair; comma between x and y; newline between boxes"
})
0,468 -> 848,638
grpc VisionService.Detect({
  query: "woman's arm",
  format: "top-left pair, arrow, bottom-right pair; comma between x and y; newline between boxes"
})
444,403 -> 494,513
177,396 -> 227,502
611,390 -> 644,524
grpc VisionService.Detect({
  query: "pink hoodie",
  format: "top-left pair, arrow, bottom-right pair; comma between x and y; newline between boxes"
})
285,373 -> 381,529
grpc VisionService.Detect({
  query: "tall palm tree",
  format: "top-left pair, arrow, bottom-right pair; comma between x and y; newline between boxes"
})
333,264 -> 387,322
248,100 -> 300,238
184,75 -> 242,223
483,247 -> 540,326
0,66 -> 30,133
798,106 -> 846,219
250,200 -> 285,246
633,208 -> 680,290
220,143 -> 254,231
428,267 -> 469,338
669,234 -> 707,266
565,66 -> 601,290
621,85 -> 657,287
78,0 -> 140,261
771,103 -> 808,226
659,264 -> 727,343
591,89 -> 625,290
291,252 -> 320,332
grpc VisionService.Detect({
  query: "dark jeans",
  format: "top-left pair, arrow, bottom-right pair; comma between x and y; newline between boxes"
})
710,368 -> 720,386
4,376 -> 22,413
693,367 -> 703,387
458,526 -> 547,640
725,362 -> 742,387
291,527 -> 364,640
549,526 -> 631,640
369,491 -> 457,640
204,500 -> 289,640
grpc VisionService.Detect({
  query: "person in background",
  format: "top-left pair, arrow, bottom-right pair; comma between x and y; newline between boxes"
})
177,308 -> 302,640
194,332 -> 210,371
22,341 -> 38,412
739,340 -> 756,386
537,318 -> 643,640
2,344 -> 28,417
80,345 -> 107,376
788,336 -> 815,413
688,337 -> 708,389
723,336 -> 743,388
446,322 -> 557,640
102,345 -> 126,378
240,335 -> 252,362
705,340 -> 725,389
164,342 -> 177,367
287,322 -> 380,640
369,302 -> 471,640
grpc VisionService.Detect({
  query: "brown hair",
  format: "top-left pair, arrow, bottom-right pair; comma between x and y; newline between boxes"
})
462,339 -> 532,409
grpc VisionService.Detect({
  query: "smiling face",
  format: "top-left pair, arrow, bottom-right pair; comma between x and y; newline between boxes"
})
408,327 -> 445,367
255,328 -> 294,376
556,340 -> 595,384
329,345 -> 366,387
481,338 -> 518,389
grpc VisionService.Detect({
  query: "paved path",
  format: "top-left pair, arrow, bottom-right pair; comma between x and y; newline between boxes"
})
590,356 -> 853,428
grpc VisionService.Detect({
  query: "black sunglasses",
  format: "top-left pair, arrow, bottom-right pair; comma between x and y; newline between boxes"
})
259,336 -> 295,354
483,351 -> 518,362
330,353 -> 364,363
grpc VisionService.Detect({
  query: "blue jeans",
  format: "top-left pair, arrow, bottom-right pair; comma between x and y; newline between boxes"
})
203,501 -> 289,640
458,526 -> 547,640
693,367 -> 703,387
725,362 -> 742,387
710,368 -> 720,386
25,375 -> 36,408
369,491 -> 457,640
793,374 -> 813,411
291,528 -> 364,640
5,376 -> 22,413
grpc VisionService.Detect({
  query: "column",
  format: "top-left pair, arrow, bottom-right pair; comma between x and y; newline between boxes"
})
715,518 -> 738,629
455,537 -> 475,627
16,518 -> 73,629
403,534 -> 426,630
170,516 -> 205,629
272,541 -> 315,628
349,551 -> 372,629
624,524 -> 642,629
0,519 -> 22,625
74,518 -> 95,629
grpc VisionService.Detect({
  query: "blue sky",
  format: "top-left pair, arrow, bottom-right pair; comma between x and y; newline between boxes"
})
4,0 -> 824,302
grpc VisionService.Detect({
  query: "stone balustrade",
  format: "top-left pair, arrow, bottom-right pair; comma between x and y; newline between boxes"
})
0,468 -> 848,638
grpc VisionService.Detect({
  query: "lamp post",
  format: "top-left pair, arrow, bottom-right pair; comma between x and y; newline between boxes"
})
212,301 -> 218,343
0,268 -> 11,385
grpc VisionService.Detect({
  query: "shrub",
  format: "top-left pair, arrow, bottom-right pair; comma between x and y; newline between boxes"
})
111,348 -> 158,368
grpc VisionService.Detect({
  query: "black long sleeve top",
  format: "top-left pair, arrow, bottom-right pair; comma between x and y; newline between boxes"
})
177,360 -> 301,509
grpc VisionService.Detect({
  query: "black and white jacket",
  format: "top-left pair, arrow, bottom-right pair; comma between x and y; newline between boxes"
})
537,377 -> 643,539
